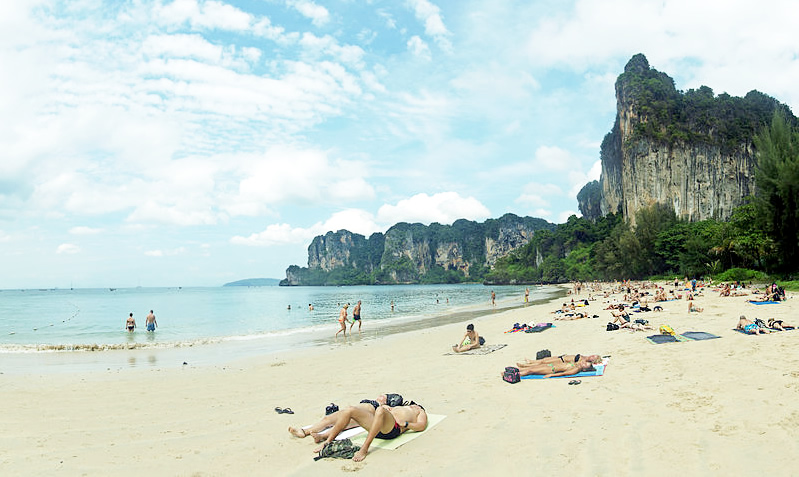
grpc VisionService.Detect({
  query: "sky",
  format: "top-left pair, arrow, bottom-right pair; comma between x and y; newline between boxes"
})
2,0 -> 798,288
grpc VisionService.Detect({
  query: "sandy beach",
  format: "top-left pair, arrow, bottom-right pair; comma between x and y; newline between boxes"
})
2,282 -> 798,476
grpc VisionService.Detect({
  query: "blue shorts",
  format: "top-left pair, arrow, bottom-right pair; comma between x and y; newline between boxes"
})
147,323 -> 155,331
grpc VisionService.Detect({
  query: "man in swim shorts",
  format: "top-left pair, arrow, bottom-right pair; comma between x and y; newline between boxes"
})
145,310 -> 157,332
452,323 -> 481,353
350,300 -> 362,332
313,402 -> 428,462
125,313 -> 135,332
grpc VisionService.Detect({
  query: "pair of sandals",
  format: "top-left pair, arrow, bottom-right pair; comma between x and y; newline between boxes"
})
568,379 -> 581,385
275,407 -> 294,414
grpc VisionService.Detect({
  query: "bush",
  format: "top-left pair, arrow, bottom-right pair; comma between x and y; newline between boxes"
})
715,268 -> 766,282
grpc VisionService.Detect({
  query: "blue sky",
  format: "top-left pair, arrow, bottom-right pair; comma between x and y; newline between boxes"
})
2,0 -> 798,288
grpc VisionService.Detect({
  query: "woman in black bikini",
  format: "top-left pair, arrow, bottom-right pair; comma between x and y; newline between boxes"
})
514,359 -> 595,378
518,354 -> 600,367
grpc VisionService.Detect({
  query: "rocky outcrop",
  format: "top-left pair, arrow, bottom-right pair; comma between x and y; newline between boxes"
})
281,214 -> 554,285
578,54 -> 791,224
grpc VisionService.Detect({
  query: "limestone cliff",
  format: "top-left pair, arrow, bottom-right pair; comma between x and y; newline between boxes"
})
578,53 -> 792,224
281,214 -> 554,285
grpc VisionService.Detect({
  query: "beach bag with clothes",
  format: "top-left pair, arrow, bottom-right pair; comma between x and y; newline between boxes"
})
314,438 -> 361,461
502,366 -> 521,384
536,349 -> 552,359
385,393 -> 404,407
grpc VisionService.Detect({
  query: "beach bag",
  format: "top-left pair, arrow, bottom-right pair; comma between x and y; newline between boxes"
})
659,325 -> 675,336
503,366 -> 521,384
325,403 -> 339,415
479,336 -> 486,345
385,393 -> 404,407
606,322 -> 620,331
314,438 -> 361,461
536,349 -> 551,359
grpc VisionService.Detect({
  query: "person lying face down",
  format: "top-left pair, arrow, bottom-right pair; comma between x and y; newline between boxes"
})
509,359 -> 595,378
517,354 -> 601,367
736,315 -> 771,335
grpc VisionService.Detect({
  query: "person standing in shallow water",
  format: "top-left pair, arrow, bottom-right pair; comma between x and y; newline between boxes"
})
145,310 -> 157,332
350,300 -> 363,333
125,313 -> 136,332
336,304 -> 350,338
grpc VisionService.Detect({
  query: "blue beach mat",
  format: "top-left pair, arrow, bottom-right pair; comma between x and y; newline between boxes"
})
681,331 -> 721,341
747,300 -> 781,305
521,366 -> 606,380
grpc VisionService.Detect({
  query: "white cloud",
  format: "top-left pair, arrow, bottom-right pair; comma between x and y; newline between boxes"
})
377,192 -> 490,225
156,0 -> 253,32
69,226 -> 102,235
144,247 -> 186,257
287,0 -> 330,27
407,0 -> 452,52
56,243 -> 80,254
407,36 -> 431,60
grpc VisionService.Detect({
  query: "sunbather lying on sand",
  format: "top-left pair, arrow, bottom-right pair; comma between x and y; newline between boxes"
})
767,318 -> 795,331
288,393 -> 401,442
511,359 -> 595,378
518,354 -> 600,367
313,403 -> 428,462
736,315 -> 771,335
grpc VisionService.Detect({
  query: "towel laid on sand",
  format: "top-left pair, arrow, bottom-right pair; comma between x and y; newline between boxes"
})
681,331 -> 721,341
445,344 -> 506,355
747,300 -> 781,305
646,334 -> 689,344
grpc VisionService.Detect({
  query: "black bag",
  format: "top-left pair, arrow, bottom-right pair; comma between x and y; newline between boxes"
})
502,366 -> 520,384
535,349 -> 551,359
606,322 -> 620,331
385,393 -> 404,407
325,403 -> 339,415
478,336 -> 486,345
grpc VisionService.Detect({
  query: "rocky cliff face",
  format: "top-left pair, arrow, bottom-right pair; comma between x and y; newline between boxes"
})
579,54 -> 786,224
282,214 -> 554,285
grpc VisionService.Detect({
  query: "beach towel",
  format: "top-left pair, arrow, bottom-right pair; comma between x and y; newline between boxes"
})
747,300 -> 781,305
681,331 -> 721,341
645,334 -> 689,344
348,414 -> 446,450
521,359 -> 609,380
444,344 -> 506,355
525,324 -> 553,333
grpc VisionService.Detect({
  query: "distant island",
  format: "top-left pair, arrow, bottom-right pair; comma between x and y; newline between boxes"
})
223,278 -> 282,287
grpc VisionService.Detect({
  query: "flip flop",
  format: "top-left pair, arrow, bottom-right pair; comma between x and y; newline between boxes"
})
275,407 -> 294,414
568,380 -> 581,385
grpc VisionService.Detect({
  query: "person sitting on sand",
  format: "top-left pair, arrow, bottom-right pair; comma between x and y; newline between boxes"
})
736,315 -> 771,335
512,359 -> 595,378
688,301 -> 704,313
518,354 -> 601,367
452,324 -> 481,353
313,403 -> 428,462
610,307 -> 631,324
767,318 -> 795,331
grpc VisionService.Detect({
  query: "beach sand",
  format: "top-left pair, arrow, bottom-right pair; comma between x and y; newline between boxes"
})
2,283 -> 798,476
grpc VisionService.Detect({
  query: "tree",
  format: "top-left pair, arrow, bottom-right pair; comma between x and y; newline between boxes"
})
753,111 -> 799,271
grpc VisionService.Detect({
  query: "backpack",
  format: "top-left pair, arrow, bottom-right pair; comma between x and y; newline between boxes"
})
478,336 -> 486,345
535,349 -> 551,359
314,438 -> 361,461
502,366 -> 520,384
606,322 -> 620,331
385,393 -> 404,407
325,403 -> 339,415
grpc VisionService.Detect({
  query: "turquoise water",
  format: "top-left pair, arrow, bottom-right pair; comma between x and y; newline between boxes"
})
0,284 -> 560,353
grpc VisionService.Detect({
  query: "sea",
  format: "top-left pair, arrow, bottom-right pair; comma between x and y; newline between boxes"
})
0,284 -> 563,374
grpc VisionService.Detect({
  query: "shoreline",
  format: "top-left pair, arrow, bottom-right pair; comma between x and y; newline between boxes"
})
3,282 -> 798,475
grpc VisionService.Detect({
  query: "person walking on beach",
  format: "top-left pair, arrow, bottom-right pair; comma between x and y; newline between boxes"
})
491,290 -> 496,307
125,313 -> 136,332
350,300 -> 363,333
145,310 -> 157,332
336,304 -> 350,338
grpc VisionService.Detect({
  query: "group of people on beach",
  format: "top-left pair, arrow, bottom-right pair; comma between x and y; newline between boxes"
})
125,310 -> 157,333
335,301 -> 363,337
288,393 -> 428,462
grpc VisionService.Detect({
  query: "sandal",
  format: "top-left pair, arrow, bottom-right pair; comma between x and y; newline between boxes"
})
568,380 -> 582,385
275,407 -> 295,414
